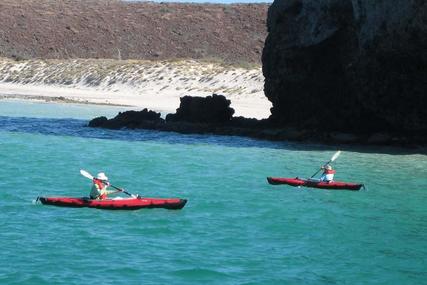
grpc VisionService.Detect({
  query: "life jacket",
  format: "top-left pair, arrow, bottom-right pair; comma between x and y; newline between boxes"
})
93,178 -> 108,199
322,169 -> 336,182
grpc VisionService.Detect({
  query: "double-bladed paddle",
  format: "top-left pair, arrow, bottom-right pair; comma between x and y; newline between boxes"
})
310,150 -> 341,178
80,169 -> 137,198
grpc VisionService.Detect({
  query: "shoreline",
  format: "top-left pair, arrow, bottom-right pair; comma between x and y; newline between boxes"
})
0,82 -> 271,119
1,96 -> 425,153
0,58 -> 272,119
88,108 -> 427,152
0,94 -> 133,107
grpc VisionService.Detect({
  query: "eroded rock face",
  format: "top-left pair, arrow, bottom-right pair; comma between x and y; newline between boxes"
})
262,0 -> 427,135
166,94 -> 235,124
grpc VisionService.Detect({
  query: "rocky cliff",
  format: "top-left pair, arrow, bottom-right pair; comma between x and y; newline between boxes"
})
262,0 -> 427,136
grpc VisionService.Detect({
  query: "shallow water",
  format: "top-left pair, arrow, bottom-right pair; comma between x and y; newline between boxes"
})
0,101 -> 426,284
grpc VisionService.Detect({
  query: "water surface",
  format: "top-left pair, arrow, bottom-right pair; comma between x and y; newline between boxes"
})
0,101 -> 426,284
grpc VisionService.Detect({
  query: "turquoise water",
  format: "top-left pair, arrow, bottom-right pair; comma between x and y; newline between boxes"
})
0,100 -> 426,284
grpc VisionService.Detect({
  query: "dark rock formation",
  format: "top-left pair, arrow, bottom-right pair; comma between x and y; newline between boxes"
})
88,116 -> 108,128
166,94 -> 234,124
88,95 -> 426,148
88,95 -> 270,136
262,0 -> 427,136
88,109 -> 164,129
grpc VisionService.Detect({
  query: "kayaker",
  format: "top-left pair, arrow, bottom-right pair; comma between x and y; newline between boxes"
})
89,172 -> 119,200
319,164 -> 336,182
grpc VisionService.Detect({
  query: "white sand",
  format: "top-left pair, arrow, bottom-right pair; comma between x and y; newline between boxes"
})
0,58 -> 272,119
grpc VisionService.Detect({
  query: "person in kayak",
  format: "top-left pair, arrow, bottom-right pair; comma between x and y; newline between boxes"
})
89,172 -> 119,200
319,164 -> 336,182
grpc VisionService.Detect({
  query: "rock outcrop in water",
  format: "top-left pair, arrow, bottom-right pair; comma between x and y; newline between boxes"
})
89,94 -> 426,147
89,94 -> 272,136
262,0 -> 427,137
88,109 -> 164,130
166,94 -> 234,124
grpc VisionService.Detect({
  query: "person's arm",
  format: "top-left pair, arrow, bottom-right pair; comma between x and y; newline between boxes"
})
105,189 -> 121,195
102,183 -> 121,195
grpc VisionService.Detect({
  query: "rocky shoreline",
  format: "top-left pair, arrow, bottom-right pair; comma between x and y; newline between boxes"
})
88,95 -> 427,149
1,0 -> 424,149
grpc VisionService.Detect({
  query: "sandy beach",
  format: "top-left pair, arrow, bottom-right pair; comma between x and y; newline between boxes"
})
0,58 -> 271,119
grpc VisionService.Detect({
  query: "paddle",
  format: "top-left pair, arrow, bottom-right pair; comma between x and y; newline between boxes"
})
80,169 -> 137,198
310,150 -> 341,178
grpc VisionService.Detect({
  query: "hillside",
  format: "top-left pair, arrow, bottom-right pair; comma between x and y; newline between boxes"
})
0,0 -> 268,64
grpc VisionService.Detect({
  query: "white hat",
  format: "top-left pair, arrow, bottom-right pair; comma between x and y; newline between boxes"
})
97,172 -> 108,181
325,164 -> 332,170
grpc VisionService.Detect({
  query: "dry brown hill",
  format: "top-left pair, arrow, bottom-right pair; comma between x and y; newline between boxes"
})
0,0 -> 268,64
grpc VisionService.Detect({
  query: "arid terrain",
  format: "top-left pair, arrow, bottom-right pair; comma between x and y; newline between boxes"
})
0,0 -> 268,64
0,0 -> 271,118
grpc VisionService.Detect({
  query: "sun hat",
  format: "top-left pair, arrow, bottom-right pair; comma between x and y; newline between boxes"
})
97,172 -> 108,181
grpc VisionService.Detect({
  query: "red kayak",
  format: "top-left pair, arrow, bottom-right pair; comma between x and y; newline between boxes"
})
37,196 -> 187,210
267,177 -> 363,191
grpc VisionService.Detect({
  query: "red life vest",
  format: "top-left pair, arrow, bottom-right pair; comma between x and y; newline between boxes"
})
325,169 -> 336,174
93,178 -> 108,199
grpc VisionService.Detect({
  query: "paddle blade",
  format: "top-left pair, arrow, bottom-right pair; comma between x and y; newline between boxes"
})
80,169 -> 94,180
330,150 -> 341,162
